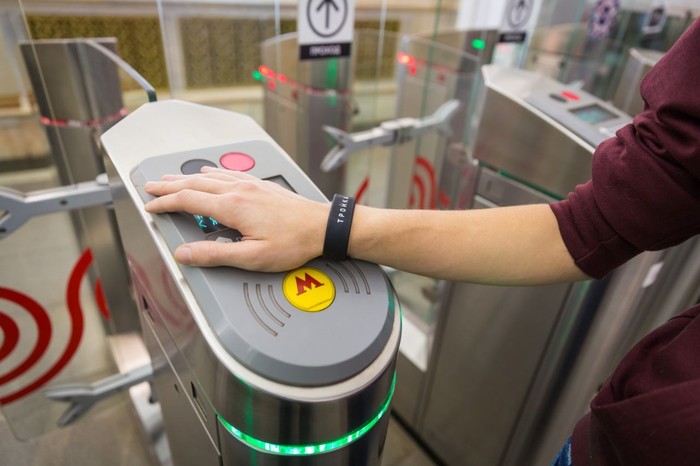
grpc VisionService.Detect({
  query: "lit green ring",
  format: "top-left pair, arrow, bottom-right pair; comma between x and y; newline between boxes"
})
218,371 -> 396,456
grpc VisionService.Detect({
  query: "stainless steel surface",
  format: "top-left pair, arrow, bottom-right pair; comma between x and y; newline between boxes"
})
261,33 -> 352,198
19,38 -> 139,334
103,101 -> 400,465
612,48 -> 664,116
474,65 -> 593,199
417,171 -> 577,466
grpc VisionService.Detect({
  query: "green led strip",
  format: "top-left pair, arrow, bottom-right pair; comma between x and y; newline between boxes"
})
218,371 -> 396,456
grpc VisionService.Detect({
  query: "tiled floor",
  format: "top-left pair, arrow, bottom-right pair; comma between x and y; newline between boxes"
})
0,166 -> 438,466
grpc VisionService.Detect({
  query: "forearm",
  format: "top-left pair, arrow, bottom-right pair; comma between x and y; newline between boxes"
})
347,204 -> 590,285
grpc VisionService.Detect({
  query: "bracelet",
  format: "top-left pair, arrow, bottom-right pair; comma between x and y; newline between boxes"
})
323,194 -> 356,261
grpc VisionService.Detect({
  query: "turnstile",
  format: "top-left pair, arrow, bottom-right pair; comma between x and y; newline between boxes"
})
394,66 -> 700,466
101,100 -> 400,466
260,34 -> 352,198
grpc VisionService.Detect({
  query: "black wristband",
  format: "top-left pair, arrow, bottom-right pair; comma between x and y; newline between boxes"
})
323,194 -> 356,261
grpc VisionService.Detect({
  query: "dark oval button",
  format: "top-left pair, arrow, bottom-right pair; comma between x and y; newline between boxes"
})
181,159 -> 217,175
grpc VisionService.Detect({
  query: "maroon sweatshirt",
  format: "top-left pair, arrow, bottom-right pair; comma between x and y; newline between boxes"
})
550,19 -> 700,466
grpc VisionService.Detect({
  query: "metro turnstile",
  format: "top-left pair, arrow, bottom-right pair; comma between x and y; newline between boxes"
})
378,29 -> 497,210
101,100 -> 400,466
393,66 -> 700,466
260,33 -> 352,199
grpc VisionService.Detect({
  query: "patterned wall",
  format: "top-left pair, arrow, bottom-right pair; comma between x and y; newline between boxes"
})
26,15 -> 400,91
26,15 -> 169,89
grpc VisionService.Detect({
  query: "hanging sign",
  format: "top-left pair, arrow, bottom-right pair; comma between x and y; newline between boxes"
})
500,0 -> 534,43
298,0 -> 355,60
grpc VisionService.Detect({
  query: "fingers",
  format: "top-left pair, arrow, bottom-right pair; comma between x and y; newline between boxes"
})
145,188 -> 221,218
144,174 -> 235,197
174,240 -> 283,271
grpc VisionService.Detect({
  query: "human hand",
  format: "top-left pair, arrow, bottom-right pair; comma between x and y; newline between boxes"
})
143,167 -> 329,272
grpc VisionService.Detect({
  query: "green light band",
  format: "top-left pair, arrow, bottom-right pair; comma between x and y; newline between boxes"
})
218,371 -> 396,456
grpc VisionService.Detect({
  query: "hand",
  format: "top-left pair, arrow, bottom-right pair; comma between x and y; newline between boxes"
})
143,167 -> 329,272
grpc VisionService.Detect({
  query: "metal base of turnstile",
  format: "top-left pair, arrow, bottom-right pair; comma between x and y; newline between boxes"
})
107,333 -> 170,466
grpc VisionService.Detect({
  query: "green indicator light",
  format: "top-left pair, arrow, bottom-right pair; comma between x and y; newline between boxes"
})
218,372 -> 397,456
471,38 -> 486,50
252,70 -> 262,81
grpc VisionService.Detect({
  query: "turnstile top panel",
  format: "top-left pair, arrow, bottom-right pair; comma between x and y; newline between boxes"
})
131,143 -> 394,386
482,65 -> 631,148
102,101 -> 394,387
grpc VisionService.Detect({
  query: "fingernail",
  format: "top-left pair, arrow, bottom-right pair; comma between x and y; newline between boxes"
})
161,174 -> 176,181
176,246 -> 192,264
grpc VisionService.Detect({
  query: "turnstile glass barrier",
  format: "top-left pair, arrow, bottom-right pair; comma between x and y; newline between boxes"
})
0,4 -> 154,440
259,29 -> 404,200
523,1 -> 696,102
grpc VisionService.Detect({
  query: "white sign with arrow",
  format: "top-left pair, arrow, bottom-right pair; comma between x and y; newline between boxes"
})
298,0 -> 355,60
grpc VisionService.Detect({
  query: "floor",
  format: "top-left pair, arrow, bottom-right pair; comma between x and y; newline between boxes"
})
0,165 -> 439,466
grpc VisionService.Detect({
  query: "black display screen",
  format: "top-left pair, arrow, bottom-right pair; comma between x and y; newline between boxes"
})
569,104 -> 617,124
266,175 -> 295,192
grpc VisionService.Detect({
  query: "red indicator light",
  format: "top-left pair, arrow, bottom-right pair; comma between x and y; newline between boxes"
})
277,74 -> 288,83
397,52 -> 416,67
267,81 -> 276,91
561,91 -> 580,101
409,66 -> 417,76
437,74 -> 445,83
258,65 -> 275,78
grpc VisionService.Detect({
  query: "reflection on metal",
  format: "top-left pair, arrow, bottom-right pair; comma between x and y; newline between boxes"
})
612,47 -> 663,115
320,99 -> 460,172
43,364 -> 153,427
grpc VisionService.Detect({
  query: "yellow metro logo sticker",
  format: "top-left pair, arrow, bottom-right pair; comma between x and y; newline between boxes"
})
283,267 -> 335,312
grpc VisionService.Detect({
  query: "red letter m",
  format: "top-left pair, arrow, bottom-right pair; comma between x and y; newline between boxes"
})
296,273 -> 324,295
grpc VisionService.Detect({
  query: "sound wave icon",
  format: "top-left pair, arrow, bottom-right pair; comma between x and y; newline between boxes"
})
243,283 -> 291,336
326,260 -> 371,295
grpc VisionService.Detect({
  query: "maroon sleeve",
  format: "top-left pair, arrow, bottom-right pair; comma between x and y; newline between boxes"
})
551,19 -> 700,279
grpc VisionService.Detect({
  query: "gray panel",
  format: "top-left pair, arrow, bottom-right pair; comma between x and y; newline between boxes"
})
132,140 -> 393,386
420,280 -> 571,465
475,67 -> 596,198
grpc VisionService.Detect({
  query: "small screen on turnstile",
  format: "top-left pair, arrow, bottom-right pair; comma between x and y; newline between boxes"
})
569,104 -> 617,124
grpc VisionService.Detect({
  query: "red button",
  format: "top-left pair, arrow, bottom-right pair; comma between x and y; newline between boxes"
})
561,91 -> 580,101
220,152 -> 255,171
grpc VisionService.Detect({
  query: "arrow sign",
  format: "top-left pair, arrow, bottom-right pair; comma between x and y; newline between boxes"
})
298,0 -> 355,60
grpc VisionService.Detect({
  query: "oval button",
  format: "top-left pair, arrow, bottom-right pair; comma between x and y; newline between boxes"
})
220,152 -> 255,171
181,159 -> 217,175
